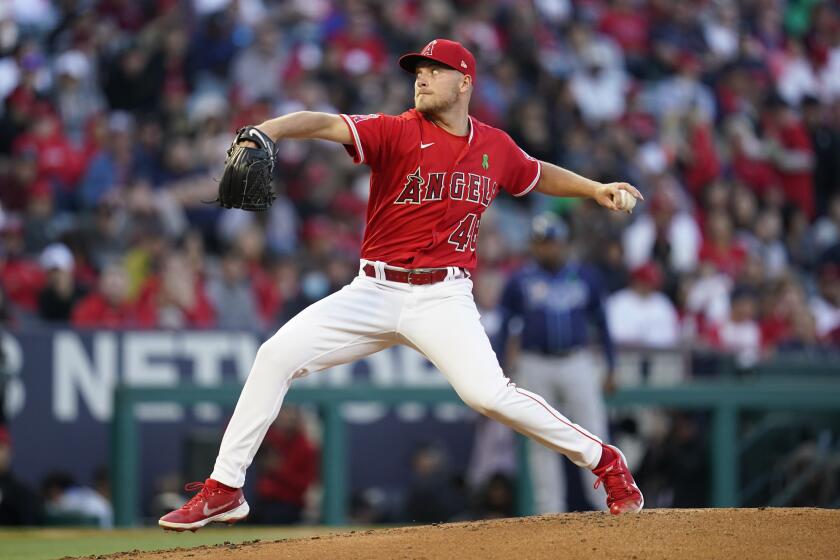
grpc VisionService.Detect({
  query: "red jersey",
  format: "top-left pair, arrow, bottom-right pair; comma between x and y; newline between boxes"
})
71,292 -> 138,328
767,120 -> 815,218
340,109 -> 540,269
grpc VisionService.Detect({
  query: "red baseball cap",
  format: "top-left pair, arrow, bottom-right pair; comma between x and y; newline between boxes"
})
399,39 -> 477,82
630,262 -> 663,289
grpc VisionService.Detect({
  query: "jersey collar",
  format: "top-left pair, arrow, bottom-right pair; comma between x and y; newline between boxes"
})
418,110 -> 474,144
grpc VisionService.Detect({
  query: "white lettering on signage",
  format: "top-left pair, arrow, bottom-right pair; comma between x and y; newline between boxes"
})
181,333 -> 256,421
124,332 -> 181,421
54,332 -> 117,421
46,332 -> 469,424
2,333 -> 24,419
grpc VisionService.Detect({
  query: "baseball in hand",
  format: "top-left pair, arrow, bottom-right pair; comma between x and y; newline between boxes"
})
615,190 -> 637,213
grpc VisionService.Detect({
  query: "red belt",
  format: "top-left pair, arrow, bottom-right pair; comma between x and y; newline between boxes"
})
362,264 -> 460,285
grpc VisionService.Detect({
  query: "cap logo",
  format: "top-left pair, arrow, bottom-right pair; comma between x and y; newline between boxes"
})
461,60 -> 468,69
422,40 -> 437,56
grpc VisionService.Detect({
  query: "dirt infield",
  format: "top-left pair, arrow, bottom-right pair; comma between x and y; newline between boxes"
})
75,508 -> 839,560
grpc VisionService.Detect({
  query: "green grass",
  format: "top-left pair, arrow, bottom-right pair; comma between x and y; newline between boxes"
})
0,526 -> 347,560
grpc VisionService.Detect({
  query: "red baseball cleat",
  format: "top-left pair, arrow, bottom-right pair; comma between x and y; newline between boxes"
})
158,479 -> 249,531
592,444 -> 644,515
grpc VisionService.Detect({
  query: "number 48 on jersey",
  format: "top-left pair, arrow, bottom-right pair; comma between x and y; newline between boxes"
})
448,213 -> 480,253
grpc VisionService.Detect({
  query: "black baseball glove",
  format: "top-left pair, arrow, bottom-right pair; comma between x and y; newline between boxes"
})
216,126 -> 277,211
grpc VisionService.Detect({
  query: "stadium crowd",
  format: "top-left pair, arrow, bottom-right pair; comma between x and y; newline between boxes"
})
0,0 -> 839,361
0,0 -> 840,524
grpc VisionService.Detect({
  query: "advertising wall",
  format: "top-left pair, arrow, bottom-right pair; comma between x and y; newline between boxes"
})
3,330 -> 477,516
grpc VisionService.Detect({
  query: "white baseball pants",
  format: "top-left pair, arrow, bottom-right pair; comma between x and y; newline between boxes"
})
211,261 -> 604,488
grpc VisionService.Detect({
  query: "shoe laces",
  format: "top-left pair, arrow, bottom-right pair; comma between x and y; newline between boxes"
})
593,459 -> 636,503
180,481 -> 214,510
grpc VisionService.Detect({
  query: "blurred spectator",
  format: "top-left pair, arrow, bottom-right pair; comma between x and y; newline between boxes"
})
53,50 -> 104,144
507,98 -> 556,165
757,277 -> 797,350
103,43 -> 162,114
135,251 -> 214,328
651,3 -> 708,72
80,199 -> 130,271
330,8 -> 388,78
636,411 -> 709,508
157,26 -> 193,109
607,262 -> 680,348
801,96 -> 840,215
403,442 -> 466,523
71,263 -> 135,328
702,0 -> 740,65
742,209 -> 788,279
269,258 -> 311,325
777,306 -> 825,354
593,237 -> 629,294
774,40 -> 819,107
598,0 -> 650,77
206,249 -> 262,330
711,285 -> 762,370
623,184 -> 701,274
12,103 -> 85,208
22,179 -> 57,253
813,195 -> 840,255
662,107 -> 720,199
810,264 -> 840,339
265,193 -> 301,256
699,213 -> 748,278
120,220 -> 168,298
472,472 -> 515,520
762,93 -> 815,218
651,52 -> 716,123
684,263 -> 733,339
569,40 -> 629,125
725,104 -> 779,197
0,426 -> 43,525
0,216 -> 45,312
231,22 -> 287,105
41,470 -> 112,527
153,135 -> 216,238
784,204 -> 819,271
0,147 -> 40,213
79,111 -> 135,209
37,242 -> 84,322
730,185 -> 758,236
252,407 -> 318,525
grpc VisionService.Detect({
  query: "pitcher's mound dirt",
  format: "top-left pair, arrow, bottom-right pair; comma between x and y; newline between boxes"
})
85,508 -> 840,560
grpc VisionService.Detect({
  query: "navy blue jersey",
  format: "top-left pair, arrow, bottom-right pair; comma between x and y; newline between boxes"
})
498,261 -> 615,369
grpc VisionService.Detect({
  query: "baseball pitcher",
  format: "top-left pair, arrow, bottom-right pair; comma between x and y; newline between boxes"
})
159,39 -> 643,531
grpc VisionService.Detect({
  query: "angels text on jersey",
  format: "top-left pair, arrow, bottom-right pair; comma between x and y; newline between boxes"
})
394,167 -> 499,207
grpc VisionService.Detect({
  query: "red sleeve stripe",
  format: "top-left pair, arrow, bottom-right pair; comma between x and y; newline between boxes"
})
340,114 -> 365,164
513,157 -> 541,197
